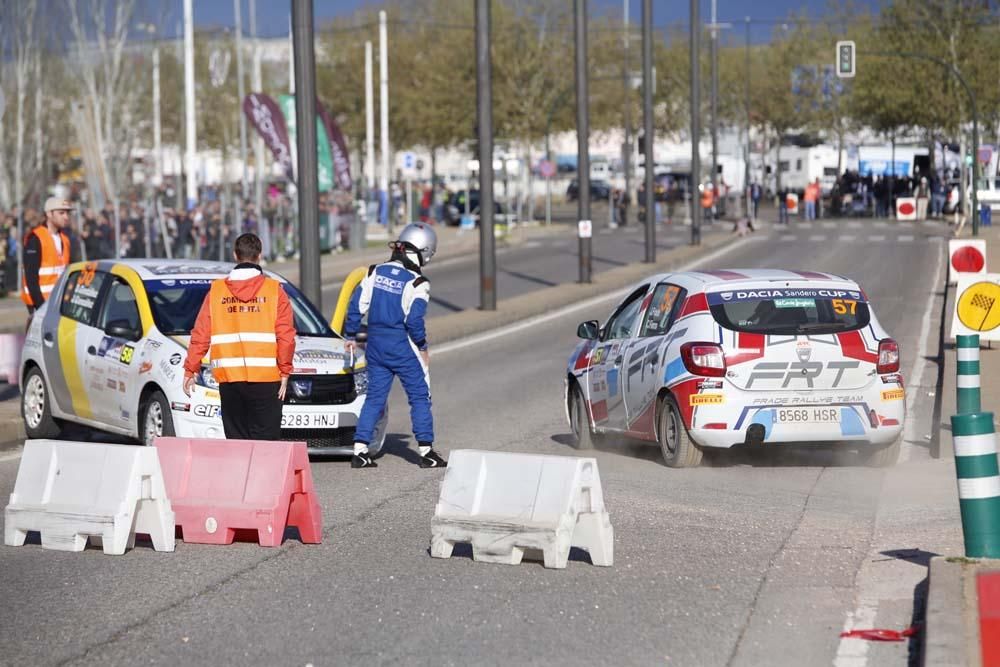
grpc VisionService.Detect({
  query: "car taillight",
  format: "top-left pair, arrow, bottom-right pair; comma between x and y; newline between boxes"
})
877,338 -> 900,374
681,342 -> 726,377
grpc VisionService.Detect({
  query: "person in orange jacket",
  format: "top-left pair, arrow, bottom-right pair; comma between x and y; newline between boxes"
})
182,233 -> 296,440
22,197 -> 73,314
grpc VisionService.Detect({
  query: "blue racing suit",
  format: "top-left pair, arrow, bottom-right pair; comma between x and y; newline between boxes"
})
345,260 -> 433,446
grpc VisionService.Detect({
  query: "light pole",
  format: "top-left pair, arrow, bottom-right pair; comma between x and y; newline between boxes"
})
641,0 -> 654,263
475,0 -> 496,310
745,17 -> 751,218
183,0 -> 197,209
575,0 -> 592,283
690,0 -> 701,245
235,0 -> 248,199
379,10 -> 390,233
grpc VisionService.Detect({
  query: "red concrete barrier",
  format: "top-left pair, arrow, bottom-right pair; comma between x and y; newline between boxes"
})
154,437 -> 322,547
979,571 -> 1000,667
0,333 -> 25,385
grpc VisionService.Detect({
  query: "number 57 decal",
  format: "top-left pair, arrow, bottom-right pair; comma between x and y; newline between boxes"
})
832,299 -> 857,315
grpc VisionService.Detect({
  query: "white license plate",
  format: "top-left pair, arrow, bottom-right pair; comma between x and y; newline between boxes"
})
774,408 -> 840,423
281,413 -> 338,428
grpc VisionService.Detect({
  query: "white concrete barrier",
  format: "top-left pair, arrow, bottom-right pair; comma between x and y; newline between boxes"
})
4,440 -> 175,554
430,450 -> 613,568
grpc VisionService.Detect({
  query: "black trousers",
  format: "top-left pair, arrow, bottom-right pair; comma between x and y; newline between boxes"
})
219,381 -> 282,441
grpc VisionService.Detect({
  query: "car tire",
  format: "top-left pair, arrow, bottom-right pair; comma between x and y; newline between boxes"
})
21,366 -> 62,439
140,389 -> 175,447
569,382 -> 596,450
858,436 -> 901,468
658,395 -> 703,468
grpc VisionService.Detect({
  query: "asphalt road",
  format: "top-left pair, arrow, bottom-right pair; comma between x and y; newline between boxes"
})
0,218 -> 952,666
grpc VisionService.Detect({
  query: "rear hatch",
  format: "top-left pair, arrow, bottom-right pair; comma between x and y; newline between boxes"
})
707,283 -> 877,391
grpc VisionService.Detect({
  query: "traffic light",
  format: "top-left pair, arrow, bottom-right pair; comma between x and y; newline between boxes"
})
836,41 -> 855,78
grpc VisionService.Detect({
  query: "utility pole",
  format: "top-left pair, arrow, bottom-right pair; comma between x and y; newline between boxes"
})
642,0 -> 655,263
475,0 -> 496,310
183,0 -> 197,209
153,47 -> 162,187
689,0 -> 701,245
622,0 -> 632,223
575,0 -> 592,283
250,0 -> 265,248
379,10 -> 391,233
745,17 -> 751,218
235,0 -> 248,198
710,0 -> 718,214
291,0 -> 321,310
365,41 -> 375,194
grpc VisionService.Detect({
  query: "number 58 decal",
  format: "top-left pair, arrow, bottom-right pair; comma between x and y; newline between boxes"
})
119,345 -> 135,365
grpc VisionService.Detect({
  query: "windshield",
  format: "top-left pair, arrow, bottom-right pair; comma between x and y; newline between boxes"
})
144,278 -> 336,337
707,287 -> 870,336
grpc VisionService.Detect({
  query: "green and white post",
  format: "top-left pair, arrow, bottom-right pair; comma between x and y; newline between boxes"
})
949,411 -> 1000,557
957,334 -> 982,414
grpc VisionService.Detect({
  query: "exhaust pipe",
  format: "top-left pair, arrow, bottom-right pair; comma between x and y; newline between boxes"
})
745,424 -> 765,447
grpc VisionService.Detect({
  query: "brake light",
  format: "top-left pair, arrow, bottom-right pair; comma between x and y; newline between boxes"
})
877,338 -> 900,374
681,342 -> 726,377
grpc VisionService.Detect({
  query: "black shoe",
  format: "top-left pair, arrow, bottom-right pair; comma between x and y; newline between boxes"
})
352,453 -> 377,468
419,450 -> 447,468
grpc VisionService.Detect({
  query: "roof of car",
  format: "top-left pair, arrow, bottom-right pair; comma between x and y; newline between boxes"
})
69,258 -> 289,283
657,268 -> 858,290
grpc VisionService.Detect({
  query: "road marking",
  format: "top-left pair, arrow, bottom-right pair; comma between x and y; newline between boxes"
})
848,221 -> 862,229
834,597 -> 879,667
840,235 -> 857,242
898,235 -> 914,242
873,221 -> 888,229
809,234 -> 827,242
0,448 -> 23,463
822,222 -> 837,229
798,222 -> 814,229
780,234 -> 797,241
900,236 -> 945,465
868,235 -> 886,242
434,238 -> 750,356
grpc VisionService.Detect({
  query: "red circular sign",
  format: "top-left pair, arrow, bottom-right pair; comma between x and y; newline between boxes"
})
952,246 -> 985,273
538,160 -> 556,179
898,201 -> 915,216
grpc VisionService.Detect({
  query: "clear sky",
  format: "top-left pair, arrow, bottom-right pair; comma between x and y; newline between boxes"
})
163,0 -> 877,40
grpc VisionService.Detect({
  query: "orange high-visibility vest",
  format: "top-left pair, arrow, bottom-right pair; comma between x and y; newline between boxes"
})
21,225 -> 70,306
700,189 -> 714,209
207,277 -> 281,383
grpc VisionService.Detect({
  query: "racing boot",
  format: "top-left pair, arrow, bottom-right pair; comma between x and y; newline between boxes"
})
418,444 -> 447,469
352,443 -> 377,469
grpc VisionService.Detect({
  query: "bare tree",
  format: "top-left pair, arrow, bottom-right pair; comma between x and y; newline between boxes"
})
66,0 -> 144,207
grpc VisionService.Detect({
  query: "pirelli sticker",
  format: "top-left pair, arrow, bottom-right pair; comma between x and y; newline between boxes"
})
690,393 -> 724,406
881,388 -> 905,401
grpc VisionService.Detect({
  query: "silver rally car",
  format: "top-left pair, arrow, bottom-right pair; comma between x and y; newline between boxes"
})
20,259 -> 386,455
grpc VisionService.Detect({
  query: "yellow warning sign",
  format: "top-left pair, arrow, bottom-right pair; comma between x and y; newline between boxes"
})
957,281 -> 1000,332
690,393 -> 724,406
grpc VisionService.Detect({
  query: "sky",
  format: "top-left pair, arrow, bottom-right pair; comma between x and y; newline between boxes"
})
158,0 -> 880,41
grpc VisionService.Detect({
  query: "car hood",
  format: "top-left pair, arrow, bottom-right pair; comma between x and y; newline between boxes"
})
168,334 -> 367,374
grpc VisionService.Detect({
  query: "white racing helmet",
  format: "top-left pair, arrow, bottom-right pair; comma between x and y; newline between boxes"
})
394,222 -> 438,266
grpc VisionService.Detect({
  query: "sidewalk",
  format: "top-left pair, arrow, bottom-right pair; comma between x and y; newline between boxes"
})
924,221 -> 1000,666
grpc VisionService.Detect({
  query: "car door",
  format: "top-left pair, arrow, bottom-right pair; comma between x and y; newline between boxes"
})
42,265 -> 111,422
91,276 -> 145,427
623,282 -> 686,437
590,284 -> 650,432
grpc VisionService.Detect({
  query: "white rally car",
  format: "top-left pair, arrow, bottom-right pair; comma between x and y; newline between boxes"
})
20,259 -> 386,455
566,269 -> 904,467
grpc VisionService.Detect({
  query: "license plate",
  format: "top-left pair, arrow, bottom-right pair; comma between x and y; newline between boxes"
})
281,413 -> 338,428
774,408 -> 840,423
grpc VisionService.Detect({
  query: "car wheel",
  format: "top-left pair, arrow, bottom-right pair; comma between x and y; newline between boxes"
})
21,367 -> 62,439
569,383 -> 596,450
657,395 -> 703,468
858,436 -> 901,468
140,389 -> 175,446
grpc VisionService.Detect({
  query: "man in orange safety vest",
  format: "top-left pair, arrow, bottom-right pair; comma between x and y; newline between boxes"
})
22,197 -> 73,314
183,233 -> 296,440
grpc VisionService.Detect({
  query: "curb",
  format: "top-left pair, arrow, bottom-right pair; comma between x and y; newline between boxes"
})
924,556 -> 1000,667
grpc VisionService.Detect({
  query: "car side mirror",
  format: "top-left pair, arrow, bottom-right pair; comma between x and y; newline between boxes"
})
106,321 -> 141,342
577,320 -> 600,340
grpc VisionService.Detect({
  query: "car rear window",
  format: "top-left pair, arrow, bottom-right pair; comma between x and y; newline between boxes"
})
707,287 -> 870,335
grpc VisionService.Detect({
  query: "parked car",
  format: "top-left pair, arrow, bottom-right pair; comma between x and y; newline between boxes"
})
565,269 -> 904,468
443,190 -> 505,226
20,259 -> 387,456
566,179 -> 612,202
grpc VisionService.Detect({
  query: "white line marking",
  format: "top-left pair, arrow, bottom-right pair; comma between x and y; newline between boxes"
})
780,234 -> 798,241
798,222 -> 814,229
809,234 -> 827,242
898,235 -> 915,242
822,222 -> 837,229
900,237 -> 944,464
848,222 -> 862,229
0,448 -> 24,463
868,235 -> 886,242
873,221 -> 888,228
840,235 -> 857,242
435,239 -> 750,356
833,597 -> 879,667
